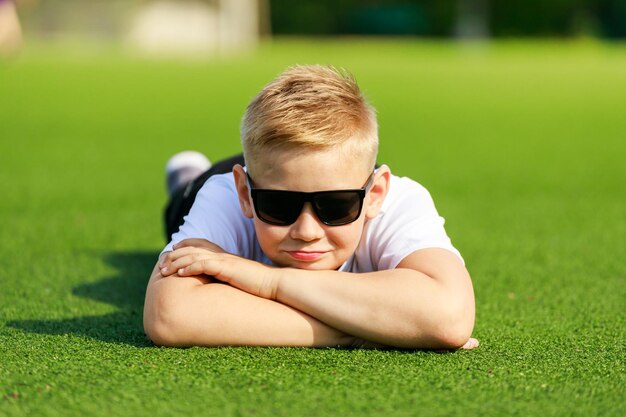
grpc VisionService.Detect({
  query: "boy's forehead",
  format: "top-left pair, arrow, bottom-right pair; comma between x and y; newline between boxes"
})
250,150 -> 370,192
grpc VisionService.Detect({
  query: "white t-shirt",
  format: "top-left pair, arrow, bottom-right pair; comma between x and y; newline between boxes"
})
162,172 -> 463,272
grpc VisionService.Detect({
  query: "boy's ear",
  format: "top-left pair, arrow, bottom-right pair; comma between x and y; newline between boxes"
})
364,165 -> 391,220
232,164 -> 254,219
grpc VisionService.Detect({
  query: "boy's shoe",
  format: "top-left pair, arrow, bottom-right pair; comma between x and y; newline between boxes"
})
166,150 -> 211,197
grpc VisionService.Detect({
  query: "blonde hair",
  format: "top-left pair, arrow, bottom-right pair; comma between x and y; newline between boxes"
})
240,65 -> 378,174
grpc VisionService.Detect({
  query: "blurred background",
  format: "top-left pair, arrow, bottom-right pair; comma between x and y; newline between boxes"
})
1,0 -> 625,58
1,0 -> 625,248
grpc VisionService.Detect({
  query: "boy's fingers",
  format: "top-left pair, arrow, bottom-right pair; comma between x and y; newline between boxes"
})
179,260 -> 220,278
168,246 -> 205,261
461,338 -> 480,350
162,254 -> 201,275
158,246 -> 229,277
157,252 -> 171,269
172,240 -> 194,250
165,252 -> 224,276
169,253 -> 211,271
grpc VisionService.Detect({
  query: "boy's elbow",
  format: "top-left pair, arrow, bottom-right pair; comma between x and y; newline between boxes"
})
143,280 -> 187,347
431,321 -> 473,350
408,296 -> 474,350
143,308 -> 176,347
432,303 -> 475,349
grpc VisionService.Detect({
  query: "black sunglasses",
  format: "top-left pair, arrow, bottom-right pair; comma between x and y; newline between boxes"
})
246,171 -> 375,226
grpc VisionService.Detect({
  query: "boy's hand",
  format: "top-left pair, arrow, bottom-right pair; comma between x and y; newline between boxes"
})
461,337 -> 480,350
158,238 -> 225,271
159,242 -> 280,300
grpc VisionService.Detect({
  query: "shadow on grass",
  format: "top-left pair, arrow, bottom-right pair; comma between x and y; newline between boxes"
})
7,251 -> 158,347
7,251 -> 467,353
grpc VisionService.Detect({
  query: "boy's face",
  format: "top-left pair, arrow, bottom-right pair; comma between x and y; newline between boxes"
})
233,149 -> 389,270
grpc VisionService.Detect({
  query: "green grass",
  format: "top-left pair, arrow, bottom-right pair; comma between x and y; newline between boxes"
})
1,39 -> 624,416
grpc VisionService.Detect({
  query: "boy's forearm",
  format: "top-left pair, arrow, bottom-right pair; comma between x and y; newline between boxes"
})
275,269 -> 444,348
275,251 -> 475,349
143,265 -> 355,348
154,247 -> 474,349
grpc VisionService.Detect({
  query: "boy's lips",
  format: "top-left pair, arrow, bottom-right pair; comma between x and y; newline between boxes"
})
286,250 -> 327,261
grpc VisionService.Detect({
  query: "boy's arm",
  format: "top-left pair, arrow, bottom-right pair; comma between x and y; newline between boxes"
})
163,245 -> 475,349
143,263 -> 356,347
275,248 -> 475,349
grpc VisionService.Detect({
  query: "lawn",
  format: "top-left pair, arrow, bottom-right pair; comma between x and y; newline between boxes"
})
1,39 -> 624,417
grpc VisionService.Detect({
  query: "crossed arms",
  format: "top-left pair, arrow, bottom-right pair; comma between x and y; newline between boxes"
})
143,239 -> 476,349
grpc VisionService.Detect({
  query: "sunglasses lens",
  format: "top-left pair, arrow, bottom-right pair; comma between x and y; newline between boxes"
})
314,192 -> 362,226
251,187 -> 364,227
255,191 -> 303,225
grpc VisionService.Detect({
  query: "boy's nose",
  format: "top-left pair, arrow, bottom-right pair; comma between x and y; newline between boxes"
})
289,203 -> 325,241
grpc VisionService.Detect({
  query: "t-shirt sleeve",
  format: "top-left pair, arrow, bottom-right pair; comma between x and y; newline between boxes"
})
161,174 -> 253,257
369,177 -> 463,270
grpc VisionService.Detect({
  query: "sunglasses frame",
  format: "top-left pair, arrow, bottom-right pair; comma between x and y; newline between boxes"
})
246,171 -> 375,226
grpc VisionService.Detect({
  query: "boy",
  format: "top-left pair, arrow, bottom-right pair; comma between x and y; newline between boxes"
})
144,65 -> 478,350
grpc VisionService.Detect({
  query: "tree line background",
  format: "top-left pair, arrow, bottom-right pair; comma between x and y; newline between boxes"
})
12,0 -> 626,41
269,0 -> 626,38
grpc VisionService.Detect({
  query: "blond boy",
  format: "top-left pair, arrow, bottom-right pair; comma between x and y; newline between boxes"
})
144,65 -> 477,349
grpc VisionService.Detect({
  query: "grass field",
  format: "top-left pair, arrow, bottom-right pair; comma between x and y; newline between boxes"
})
1,39 -> 624,416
